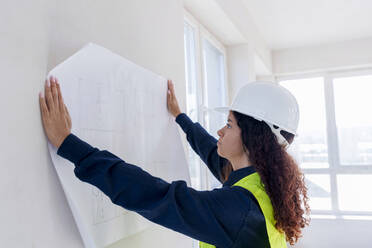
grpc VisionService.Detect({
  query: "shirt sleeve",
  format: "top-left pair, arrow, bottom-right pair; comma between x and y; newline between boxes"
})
175,113 -> 228,183
56,133 -> 240,248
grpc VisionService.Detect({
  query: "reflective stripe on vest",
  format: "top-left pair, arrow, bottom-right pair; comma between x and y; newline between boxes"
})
199,172 -> 287,248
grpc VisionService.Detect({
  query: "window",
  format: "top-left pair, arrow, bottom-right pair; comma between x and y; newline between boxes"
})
184,11 -> 228,248
279,71 -> 372,218
184,22 -> 199,123
333,74 -> 372,213
280,78 -> 329,169
183,12 -> 228,193
202,38 -> 227,141
337,175 -> 372,211
201,36 -> 228,190
183,21 -> 202,190
280,78 -> 331,211
333,75 -> 372,166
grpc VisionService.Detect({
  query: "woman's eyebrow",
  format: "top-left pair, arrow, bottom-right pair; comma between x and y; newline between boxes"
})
227,119 -> 232,123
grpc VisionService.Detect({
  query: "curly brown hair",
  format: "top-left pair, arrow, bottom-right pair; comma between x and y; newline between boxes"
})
220,111 -> 310,245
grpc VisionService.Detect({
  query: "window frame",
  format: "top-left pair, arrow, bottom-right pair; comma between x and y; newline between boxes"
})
277,68 -> 372,217
184,10 -> 229,191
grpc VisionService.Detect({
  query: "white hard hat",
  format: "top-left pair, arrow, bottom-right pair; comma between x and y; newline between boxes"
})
214,81 -> 300,147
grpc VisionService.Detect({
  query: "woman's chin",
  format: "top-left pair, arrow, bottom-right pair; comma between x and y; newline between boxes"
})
217,147 -> 224,157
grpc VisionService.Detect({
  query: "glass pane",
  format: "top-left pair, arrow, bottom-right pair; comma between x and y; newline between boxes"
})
184,22 -> 199,123
187,146 -> 201,190
337,175 -> 372,211
280,78 -> 329,169
184,22 -> 201,189
306,174 -> 332,210
334,75 -> 372,165
202,39 -> 226,139
202,39 -> 226,189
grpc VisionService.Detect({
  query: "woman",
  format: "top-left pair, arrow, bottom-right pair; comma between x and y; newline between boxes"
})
39,76 -> 309,247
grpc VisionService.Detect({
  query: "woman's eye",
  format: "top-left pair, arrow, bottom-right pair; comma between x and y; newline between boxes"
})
226,123 -> 232,128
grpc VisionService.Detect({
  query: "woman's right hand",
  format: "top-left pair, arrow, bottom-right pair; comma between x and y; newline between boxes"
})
167,79 -> 182,118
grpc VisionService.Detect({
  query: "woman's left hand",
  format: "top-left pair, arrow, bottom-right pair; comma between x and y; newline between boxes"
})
39,76 -> 72,149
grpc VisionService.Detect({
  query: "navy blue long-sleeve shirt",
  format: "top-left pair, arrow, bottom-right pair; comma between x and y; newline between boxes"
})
57,113 -> 271,248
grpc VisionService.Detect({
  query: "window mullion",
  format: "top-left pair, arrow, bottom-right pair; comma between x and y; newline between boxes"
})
193,21 -> 210,191
324,74 -> 340,213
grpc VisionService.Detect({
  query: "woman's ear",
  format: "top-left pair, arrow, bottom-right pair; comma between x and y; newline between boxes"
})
280,130 -> 295,145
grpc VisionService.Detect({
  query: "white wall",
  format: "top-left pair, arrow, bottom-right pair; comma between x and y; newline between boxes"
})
273,37 -> 372,75
1,0 -> 192,247
227,44 -> 256,102
293,218 -> 372,248
215,0 -> 272,74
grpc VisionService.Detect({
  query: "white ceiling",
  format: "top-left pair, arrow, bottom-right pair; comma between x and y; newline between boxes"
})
242,0 -> 372,50
184,0 -> 247,45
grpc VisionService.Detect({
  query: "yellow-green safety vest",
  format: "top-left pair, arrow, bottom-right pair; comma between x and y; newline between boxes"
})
199,172 -> 287,248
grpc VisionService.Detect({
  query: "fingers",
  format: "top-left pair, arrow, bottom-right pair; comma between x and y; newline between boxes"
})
45,76 -> 62,113
167,80 -> 170,96
168,79 -> 176,96
39,91 -> 49,118
50,76 -> 59,110
55,78 -> 65,113
167,79 -> 176,102
45,79 -> 54,112
167,80 -> 171,95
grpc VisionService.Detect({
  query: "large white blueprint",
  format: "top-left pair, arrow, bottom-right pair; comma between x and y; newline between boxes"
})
47,43 -> 191,248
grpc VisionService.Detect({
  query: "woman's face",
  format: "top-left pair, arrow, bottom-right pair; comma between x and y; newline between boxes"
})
217,111 -> 245,160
